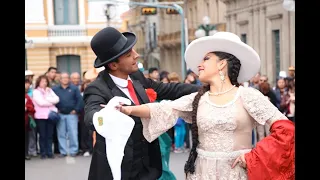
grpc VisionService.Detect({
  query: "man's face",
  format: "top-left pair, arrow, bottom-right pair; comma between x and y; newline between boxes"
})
60,73 -> 70,85
25,82 -> 31,92
109,49 -> 140,74
288,70 -> 295,77
48,69 -> 57,80
71,73 -> 81,86
26,75 -> 33,82
259,76 -> 268,85
149,71 -> 159,80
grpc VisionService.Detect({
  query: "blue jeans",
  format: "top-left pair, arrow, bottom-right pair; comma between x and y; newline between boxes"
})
57,114 -> 79,155
36,119 -> 54,156
174,125 -> 186,149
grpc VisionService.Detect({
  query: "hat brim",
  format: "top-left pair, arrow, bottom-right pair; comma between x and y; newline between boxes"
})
94,32 -> 137,68
185,36 -> 261,83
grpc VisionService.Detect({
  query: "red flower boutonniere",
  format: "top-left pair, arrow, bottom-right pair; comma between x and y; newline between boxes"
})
145,88 -> 157,102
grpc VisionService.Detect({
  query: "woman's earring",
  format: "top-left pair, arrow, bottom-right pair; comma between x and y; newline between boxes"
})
219,70 -> 225,83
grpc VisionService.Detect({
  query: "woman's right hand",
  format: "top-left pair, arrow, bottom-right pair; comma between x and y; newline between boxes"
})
100,104 -> 132,116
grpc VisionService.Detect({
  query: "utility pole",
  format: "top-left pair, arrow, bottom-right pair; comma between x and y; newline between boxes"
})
105,3 -> 113,26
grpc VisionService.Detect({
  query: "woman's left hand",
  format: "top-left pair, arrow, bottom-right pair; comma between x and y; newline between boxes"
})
232,154 -> 247,169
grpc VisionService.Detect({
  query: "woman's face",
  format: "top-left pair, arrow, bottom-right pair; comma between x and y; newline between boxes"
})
277,79 -> 286,89
25,82 -> 30,92
39,78 -> 48,88
161,77 -> 169,84
198,52 -> 223,83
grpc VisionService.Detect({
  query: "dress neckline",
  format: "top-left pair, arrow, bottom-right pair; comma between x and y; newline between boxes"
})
204,86 -> 243,108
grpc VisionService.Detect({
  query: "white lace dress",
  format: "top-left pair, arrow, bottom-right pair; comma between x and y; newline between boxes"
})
141,86 -> 287,180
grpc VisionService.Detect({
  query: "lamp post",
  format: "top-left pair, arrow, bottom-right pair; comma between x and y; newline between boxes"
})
195,16 -> 218,38
283,0 -> 295,12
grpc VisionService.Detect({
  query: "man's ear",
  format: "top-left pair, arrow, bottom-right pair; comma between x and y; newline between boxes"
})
108,62 -> 118,71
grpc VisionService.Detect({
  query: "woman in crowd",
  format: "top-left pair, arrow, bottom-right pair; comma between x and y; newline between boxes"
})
32,75 -> 60,159
25,79 -> 35,160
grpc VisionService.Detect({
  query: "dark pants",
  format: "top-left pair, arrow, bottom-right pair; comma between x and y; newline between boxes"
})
52,124 -> 59,154
36,119 -> 54,156
288,116 -> 295,122
25,130 -> 29,156
79,114 -> 93,153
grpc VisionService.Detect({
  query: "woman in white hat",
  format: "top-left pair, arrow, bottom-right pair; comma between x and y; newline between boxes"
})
112,32 -> 295,179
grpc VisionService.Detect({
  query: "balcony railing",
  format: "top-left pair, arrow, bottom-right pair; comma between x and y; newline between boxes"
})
48,25 -> 87,37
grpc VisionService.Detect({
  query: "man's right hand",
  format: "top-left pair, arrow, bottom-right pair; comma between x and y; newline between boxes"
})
100,104 -> 132,116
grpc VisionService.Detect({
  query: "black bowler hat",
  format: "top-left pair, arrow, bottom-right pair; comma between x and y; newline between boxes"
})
91,27 -> 137,68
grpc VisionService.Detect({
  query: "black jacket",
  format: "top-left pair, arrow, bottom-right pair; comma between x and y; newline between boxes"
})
83,70 -> 199,180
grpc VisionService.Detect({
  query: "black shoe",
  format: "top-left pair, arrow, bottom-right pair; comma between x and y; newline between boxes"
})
58,154 -> 67,158
25,156 -> 31,160
47,154 -> 55,159
40,155 -> 46,159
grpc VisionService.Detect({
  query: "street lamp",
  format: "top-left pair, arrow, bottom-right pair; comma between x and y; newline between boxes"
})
195,16 -> 218,38
283,0 -> 295,12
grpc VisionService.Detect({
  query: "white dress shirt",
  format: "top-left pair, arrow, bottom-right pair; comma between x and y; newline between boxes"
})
109,73 -> 135,103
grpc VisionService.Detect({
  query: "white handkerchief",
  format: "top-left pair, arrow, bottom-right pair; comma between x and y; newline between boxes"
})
93,96 -> 134,180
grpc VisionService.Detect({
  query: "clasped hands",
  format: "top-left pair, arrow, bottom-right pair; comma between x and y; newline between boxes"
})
100,102 -> 132,116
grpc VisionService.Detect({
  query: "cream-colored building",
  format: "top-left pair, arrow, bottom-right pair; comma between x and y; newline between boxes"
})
222,0 -> 295,84
25,0 -> 127,79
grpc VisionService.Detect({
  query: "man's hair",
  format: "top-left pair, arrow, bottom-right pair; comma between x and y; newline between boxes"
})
25,78 -> 31,84
47,67 -> 57,72
148,67 -> 158,74
104,59 -> 120,72
168,72 -> 180,82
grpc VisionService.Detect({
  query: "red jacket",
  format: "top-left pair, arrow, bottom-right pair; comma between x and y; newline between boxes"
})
25,94 -> 35,131
245,120 -> 295,180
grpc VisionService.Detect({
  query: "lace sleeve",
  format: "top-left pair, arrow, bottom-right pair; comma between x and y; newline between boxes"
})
141,92 -> 197,142
241,87 -> 287,125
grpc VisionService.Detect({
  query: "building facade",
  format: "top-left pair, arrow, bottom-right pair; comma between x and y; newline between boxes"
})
25,0 -> 127,79
222,0 -> 295,84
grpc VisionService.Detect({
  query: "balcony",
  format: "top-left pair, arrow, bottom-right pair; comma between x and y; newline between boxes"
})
48,25 -> 87,37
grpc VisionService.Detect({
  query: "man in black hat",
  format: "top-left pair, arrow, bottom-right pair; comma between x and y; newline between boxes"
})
84,27 -> 199,180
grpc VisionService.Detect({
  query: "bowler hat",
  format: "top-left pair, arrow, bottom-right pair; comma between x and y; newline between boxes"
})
91,27 -> 137,68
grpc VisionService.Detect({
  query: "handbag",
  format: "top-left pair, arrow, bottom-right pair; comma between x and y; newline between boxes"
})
29,115 -> 36,129
48,111 -> 60,124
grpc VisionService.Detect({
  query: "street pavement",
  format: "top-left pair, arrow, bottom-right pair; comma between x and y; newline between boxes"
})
25,152 -> 189,180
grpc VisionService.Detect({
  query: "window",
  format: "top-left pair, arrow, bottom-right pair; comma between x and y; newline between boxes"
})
241,34 -> 247,44
273,30 -> 280,80
56,55 -> 81,75
152,23 -> 157,49
54,0 -> 79,25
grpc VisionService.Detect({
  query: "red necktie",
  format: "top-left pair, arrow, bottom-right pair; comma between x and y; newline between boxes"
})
127,80 -> 140,105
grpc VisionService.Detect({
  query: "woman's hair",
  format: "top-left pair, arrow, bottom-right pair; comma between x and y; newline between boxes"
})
184,51 -> 242,175
80,79 -> 91,92
168,72 -> 181,82
260,82 -> 271,95
35,75 -> 50,89
159,71 -> 169,81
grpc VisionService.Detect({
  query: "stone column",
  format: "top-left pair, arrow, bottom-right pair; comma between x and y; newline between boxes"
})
281,11 -> 290,72
46,0 -> 54,25
259,7 -> 267,75
79,0 -> 86,25
247,9 -> 254,47
289,12 -> 295,66
253,8 -> 260,54
226,14 -> 231,32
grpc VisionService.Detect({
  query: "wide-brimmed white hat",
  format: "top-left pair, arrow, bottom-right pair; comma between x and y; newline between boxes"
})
185,32 -> 261,83
25,70 -> 34,76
